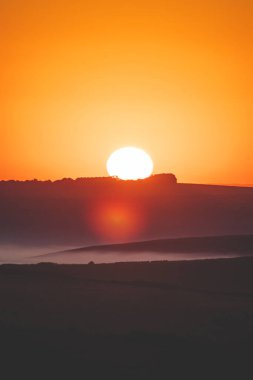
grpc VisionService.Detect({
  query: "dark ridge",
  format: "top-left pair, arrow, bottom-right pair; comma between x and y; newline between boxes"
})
44,234 -> 253,257
0,173 -> 177,185
1,174 -> 252,246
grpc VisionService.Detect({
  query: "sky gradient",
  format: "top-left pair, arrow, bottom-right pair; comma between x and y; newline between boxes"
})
1,0 -> 252,185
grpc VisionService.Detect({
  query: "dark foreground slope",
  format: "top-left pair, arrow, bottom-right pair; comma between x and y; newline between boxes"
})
1,258 -> 253,378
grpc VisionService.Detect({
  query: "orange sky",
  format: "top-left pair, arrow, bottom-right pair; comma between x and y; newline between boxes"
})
1,0 -> 252,185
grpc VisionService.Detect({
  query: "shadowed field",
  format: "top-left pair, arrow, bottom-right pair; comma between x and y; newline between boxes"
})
1,257 -> 253,377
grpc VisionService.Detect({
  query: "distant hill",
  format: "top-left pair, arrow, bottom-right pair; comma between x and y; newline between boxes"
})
0,174 -> 252,246
42,234 -> 253,259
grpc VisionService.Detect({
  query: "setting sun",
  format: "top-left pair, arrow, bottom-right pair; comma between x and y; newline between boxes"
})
106,147 -> 153,180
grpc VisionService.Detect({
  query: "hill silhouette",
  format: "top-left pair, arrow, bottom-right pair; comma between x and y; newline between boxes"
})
0,174 -> 252,246
48,234 -> 253,255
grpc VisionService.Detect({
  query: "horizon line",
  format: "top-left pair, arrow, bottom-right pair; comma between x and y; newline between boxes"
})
0,174 -> 252,188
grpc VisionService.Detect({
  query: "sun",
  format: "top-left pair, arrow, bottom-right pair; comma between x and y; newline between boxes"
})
106,147 -> 154,180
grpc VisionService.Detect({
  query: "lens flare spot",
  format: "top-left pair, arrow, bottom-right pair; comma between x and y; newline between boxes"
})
90,201 -> 144,242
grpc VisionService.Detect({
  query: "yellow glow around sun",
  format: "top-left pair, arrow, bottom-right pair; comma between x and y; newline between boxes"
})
106,147 -> 154,180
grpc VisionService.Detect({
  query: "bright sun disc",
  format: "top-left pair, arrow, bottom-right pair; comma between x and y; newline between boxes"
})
106,147 -> 154,180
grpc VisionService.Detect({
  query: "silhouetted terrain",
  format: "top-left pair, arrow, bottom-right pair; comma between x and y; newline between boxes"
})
0,174 -> 252,247
1,258 -> 253,378
36,234 -> 253,265
56,234 -> 253,254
